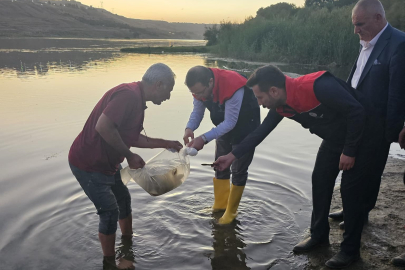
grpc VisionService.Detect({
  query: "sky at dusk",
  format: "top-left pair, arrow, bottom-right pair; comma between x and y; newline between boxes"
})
77,0 -> 306,24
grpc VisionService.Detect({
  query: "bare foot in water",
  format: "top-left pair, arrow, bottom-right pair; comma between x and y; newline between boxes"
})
103,256 -> 135,270
116,258 -> 135,269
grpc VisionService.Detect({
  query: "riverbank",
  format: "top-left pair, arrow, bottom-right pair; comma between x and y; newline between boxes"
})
301,157 -> 405,270
120,46 -> 209,54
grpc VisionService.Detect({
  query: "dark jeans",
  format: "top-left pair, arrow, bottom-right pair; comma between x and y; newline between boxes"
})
215,136 -> 255,186
69,163 -> 132,234
310,119 -> 385,255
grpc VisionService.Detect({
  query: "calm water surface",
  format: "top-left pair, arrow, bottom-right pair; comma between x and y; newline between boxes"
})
0,38 -> 402,270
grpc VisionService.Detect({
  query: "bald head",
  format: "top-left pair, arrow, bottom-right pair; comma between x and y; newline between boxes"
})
353,0 -> 385,19
352,0 -> 387,42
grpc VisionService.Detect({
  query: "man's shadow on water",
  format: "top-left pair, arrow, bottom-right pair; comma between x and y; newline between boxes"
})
208,212 -> 251,270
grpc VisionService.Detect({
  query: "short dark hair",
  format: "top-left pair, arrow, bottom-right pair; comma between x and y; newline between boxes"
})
185,66 -> 213,87
246,65 -> 286,92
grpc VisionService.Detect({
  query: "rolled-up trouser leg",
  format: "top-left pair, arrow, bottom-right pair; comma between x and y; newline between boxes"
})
310,140 -> 341,241
112,167 -> 132,220
69,163 -> 120,235
99,209 -> 119,235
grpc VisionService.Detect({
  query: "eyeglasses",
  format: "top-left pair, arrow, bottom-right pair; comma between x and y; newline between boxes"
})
192,85 -> 209,97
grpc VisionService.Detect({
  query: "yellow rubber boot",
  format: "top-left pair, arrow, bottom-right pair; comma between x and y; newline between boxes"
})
218,184 -> 245,224
212,178 -> 230,212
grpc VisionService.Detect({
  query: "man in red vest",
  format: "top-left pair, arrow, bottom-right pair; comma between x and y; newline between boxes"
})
214,65 -> 384,268
69,63 -> 182,269
183,66 -> 260,225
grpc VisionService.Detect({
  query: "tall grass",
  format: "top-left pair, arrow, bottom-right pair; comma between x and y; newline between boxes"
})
210,2 -> 404,65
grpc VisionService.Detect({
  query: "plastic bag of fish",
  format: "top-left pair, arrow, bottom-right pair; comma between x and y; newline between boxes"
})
120,148 -> 191,196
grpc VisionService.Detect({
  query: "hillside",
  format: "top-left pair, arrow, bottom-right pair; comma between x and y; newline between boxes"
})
0,0 -> 208,39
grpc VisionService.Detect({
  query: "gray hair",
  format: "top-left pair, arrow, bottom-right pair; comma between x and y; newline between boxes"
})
142,63 -> 176,87
353,0 -> 386,18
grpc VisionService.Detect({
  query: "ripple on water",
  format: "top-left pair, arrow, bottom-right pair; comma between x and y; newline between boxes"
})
0,44 -> 324,269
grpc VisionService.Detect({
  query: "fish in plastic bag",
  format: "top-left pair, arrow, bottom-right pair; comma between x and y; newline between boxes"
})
120,148 -> 195,196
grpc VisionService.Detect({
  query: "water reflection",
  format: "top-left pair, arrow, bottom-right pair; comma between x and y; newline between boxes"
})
0,37 -> 206,79
209,213 -> 250,270
0,37 -> 352,81
0,38 -> 206,51
0,51 -> 120,78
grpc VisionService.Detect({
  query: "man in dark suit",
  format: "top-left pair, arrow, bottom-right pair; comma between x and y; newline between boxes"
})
328,0 -> 405,255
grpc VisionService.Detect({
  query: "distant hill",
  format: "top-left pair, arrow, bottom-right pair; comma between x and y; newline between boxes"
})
0,0 -> 209,39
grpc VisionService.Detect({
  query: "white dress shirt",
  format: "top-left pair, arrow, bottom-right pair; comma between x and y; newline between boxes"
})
351,23 -> 388,89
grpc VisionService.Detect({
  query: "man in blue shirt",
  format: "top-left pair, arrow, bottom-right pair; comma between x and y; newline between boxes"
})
183,66 -> 260,224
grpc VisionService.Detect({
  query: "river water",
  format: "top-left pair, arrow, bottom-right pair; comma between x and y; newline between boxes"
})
0,38 -> 402,270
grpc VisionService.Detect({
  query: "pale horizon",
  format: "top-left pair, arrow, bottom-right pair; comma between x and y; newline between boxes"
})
76,0 -> 306,24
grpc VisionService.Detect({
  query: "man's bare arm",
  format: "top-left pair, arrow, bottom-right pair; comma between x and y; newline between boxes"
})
95,113 -> 145,169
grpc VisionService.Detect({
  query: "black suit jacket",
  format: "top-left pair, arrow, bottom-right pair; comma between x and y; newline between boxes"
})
348,24 -> 405,143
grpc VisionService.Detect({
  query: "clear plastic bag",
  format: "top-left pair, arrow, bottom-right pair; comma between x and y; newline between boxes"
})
120,148 -> 191,196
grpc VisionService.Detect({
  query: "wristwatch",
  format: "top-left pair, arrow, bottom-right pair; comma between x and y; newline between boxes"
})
201,134 -> 208,144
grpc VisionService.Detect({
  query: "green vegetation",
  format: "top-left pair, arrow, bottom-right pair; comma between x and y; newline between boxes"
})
120,46 -> 209,54
203,25 -> 220,46
204,0 -> 405,65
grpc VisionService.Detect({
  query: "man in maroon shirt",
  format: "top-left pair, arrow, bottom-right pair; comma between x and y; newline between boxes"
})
69,63 -> 182,269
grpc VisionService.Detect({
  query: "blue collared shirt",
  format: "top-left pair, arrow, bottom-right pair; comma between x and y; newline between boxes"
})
186,87 -> 244,143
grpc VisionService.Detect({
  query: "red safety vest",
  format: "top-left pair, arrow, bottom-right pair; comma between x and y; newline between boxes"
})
276,71 -> 327,117
194,68 -> 247,104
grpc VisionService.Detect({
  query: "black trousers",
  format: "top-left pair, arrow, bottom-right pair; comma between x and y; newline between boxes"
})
331,124 -> 390,227
363,138 -> 391,213
215,135 -> 255,186
310,119 -> 385,255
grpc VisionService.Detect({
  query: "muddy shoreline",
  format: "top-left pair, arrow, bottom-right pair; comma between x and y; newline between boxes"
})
299,157 -> 405,269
